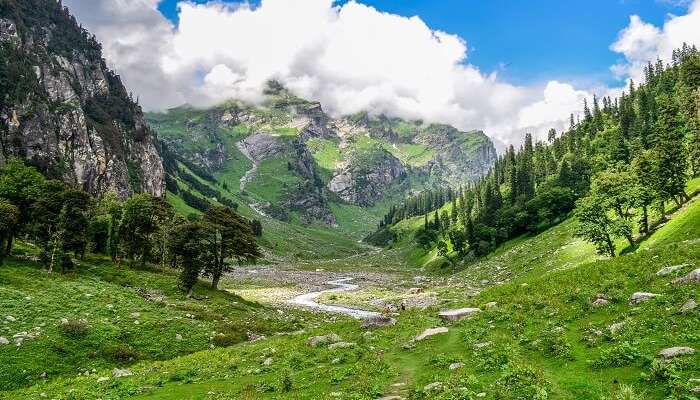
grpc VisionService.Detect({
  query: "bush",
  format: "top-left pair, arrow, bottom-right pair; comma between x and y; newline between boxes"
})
60,319 -> 88,338
107,345 -> 140,363
592,341 -> 641,368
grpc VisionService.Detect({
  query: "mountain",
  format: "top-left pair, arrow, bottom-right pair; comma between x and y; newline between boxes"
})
0,0 -> 164,199
147,83 -> 496,227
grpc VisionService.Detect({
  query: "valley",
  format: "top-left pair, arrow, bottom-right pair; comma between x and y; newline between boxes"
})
1,1 -> 700,399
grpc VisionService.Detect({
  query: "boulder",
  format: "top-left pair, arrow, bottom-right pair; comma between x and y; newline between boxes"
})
0,337 -> 8,345
5,316 -> 15,322
328,342 -> 355,350
262,357 -> 273,366
629,292 -> 658,304
97,377 -> 109,383
423,382 -> 442,391
658,347 -> 695,360
448,362 -> 464,370
679,299 -> 697,314
673,268 -> 700,285
592,298 -> 609,307
175,334 -> 183,341
112,368 -> 133,378
608,322 -> 626,335
362,315 -> 396,329
438,308 -> 481,322
307,333 -> 341,347
656,264 -> 690,276
415,327 -> 448,341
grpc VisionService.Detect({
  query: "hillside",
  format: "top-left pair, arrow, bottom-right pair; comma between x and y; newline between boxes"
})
145,85 -> 496,255
0,0 -> 164,198
2,178 -> 698,400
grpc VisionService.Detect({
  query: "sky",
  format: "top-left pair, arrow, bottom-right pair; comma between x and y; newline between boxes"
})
62,0 -> 700,146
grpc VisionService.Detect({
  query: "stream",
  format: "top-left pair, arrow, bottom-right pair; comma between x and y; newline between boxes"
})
287,277 -> 380,319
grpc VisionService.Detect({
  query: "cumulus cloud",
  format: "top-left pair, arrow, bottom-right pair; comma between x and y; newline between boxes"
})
61,0 -> 697,146
611,0 -> 700,81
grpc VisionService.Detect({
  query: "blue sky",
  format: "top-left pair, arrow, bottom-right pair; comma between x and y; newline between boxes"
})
157,0 -> 689,87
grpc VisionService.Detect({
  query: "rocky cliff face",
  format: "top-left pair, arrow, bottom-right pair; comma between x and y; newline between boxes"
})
0,0 -> 164,199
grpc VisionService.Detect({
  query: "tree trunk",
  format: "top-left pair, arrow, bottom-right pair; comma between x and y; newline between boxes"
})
607,236 -> 616,258
0,234 -> 5,266
642,206 -> 649,234
5,234 -> 13,257
211,273 -> 221,290
186,287 -> 193,298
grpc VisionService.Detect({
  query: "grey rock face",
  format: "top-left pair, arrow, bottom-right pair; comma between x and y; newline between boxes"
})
0,7 -> 164,199
328,151 -> 406,207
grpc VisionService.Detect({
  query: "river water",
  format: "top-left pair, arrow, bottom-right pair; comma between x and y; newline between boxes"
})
287,277 -> 380,319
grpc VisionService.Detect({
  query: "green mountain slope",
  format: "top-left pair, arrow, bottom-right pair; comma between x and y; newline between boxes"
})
145,85 -> 496,258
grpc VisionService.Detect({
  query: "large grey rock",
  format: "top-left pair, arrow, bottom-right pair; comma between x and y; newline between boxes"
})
112,368 -> 133,378
415,327 -> 448,341
656,264 -> 690,276
362,315 -> 396,329
438,308 -> 481,322
328,342 -> 355,350
673,268 -> 700,285
679,299 -> 697,314
658,347 -> 695,359
629,292 -> 658,304
307,333 -> 341,347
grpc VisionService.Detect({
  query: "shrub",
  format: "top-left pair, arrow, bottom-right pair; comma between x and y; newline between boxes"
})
60,319 -> 88,338
212,323 -> 248,347
107,345 -> 140,362
592,341 -> 641,369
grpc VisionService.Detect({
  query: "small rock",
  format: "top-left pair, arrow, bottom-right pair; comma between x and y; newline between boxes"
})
133,320 -> 140,325
407,287 -> 423,295
307,333 -> 341,347
673,268 -> 700,285
629,292 -> 658,304
658,347 -> 695,359
175,334 -> 183,341
328,342 -> 355,350
106,304 -> 114,310
112,368 -> 133,378
423,382 -> 442,391
608,322 -> 626,335
448,362 -> 464,370
331,357 -> 341,364
592,298 -> 609,307
362,315 -> 396,329
97,376 -> 109,383
484,302 -> 497,309
0,337 -> 8,345
130,312 -> 141,318
438,308 -> 481,322
679,299 -> 697,314
476,393 -> 486,398
415,327 -> 448,341
5,316 -> 15,322
473,341 -> 491,349
656,264 -> 690,276
262,357 -> 273,366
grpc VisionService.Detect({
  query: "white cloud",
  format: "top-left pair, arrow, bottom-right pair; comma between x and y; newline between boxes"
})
62,0 -> 697,146
611,1 -> 700,82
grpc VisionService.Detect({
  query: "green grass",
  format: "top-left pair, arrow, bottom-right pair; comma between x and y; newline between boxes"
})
5,202 -> 699,399
0,255 -> 311,393
382,142 -> 435,167
306,138 -> 342,173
